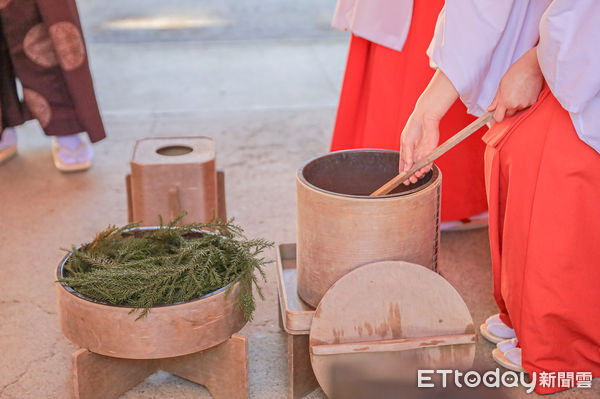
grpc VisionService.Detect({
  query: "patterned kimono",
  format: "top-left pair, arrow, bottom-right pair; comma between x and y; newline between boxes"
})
0,0 -> 105,142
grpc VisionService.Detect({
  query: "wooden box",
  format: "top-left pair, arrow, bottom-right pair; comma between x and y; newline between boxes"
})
126,137 -> 226,225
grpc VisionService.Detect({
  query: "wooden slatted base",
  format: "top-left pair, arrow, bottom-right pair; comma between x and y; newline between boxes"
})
72,334 -> 248,399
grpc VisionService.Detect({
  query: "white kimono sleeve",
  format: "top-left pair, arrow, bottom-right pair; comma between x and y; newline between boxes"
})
332,0 -> 413,52
538,0 -> 600,153
427,0 -> 551,116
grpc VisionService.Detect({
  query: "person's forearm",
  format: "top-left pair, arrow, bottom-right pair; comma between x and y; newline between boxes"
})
415,69 -> 460,121
522,47 -> 540,72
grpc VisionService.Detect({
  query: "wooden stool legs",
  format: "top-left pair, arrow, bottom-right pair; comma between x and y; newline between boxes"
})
161,333 -> 248,399
72,334 -> 248,399
72,349 -> 154,399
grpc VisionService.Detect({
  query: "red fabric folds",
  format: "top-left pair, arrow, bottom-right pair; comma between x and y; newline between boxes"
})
484,86 -> 600,394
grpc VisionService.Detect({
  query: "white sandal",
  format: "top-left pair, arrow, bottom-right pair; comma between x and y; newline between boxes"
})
52,135 -> 93,172
493,347 -> 525,373
0,128 -> 18,165
480,313 -> 517,344
496,337 -> 518,353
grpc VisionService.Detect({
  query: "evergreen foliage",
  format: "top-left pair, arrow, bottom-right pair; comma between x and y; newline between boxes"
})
59,215 -> 272,321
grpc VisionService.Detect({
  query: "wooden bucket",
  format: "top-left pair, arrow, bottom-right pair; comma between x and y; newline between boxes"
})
55,228 -> 247,359
296,149 -> 441,307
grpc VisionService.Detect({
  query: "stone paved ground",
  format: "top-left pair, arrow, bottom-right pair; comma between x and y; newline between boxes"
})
0,1 -> 597,398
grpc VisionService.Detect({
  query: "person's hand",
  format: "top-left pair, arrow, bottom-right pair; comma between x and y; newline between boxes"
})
399,70 -> 459,184
399,111 -> 440,185
488,47 -> 543,122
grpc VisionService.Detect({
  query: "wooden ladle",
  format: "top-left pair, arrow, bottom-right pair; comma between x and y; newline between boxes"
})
370,111 -> 494,196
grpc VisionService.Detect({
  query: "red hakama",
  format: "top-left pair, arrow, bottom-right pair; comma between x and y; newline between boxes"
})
330,0 -> 487,222
484,86 -> 600,394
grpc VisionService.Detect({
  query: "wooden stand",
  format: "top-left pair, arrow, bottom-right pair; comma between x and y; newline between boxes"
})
72,334 -> 248,399
56,240 -> 249,399
126,137 -> 227,225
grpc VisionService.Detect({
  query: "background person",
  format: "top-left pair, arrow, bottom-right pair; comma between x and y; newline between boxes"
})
331,0 -> 487,230
0,0 -> 105,171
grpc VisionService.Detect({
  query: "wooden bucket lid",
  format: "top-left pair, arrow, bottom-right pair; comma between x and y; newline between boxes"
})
309,261 -> 476,397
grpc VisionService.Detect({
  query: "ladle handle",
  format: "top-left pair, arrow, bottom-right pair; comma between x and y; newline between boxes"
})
370,111 -> 494,196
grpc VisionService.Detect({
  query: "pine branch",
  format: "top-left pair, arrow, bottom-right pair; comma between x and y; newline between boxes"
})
59,216 -> 273,321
